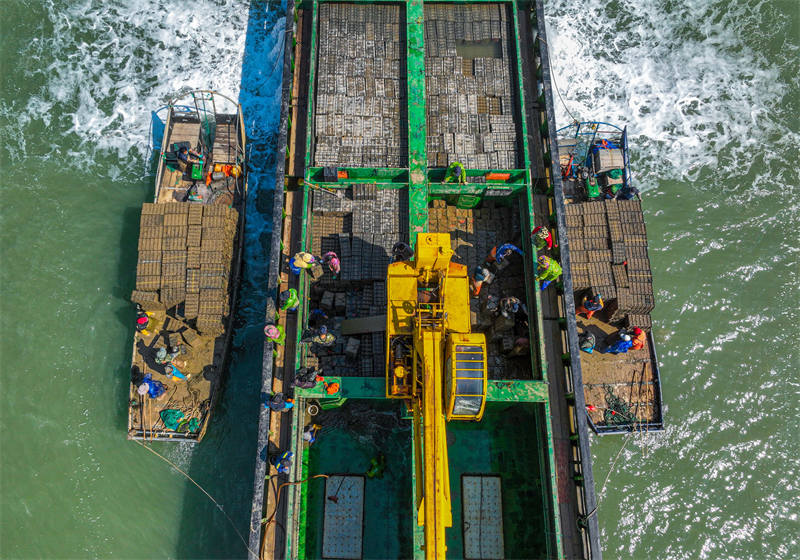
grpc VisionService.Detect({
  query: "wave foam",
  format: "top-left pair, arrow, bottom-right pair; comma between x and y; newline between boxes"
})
544,0 -> 800,185
1,0 -> 250,169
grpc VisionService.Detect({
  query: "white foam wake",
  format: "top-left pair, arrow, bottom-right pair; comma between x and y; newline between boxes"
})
2,0 -> 249,168
544,0 -> 800,187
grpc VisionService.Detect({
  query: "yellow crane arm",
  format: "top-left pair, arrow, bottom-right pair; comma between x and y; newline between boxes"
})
386,233 -> 487,560
415,329 -> 452,560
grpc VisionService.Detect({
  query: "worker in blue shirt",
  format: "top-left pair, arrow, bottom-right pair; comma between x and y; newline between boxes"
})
271,451 -> 293,475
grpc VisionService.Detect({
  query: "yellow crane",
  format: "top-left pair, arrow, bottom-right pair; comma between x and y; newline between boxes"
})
385,233 -> 488,559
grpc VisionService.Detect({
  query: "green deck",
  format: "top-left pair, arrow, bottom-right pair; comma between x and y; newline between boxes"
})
300,401 -> 549,559
303,401 -> 414,559
296,377 -> 549,402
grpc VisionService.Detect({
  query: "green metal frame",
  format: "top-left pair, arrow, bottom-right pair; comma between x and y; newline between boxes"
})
302,0 -> 319,175
296,376 -> 549,402
307,166 -> 409,184
407,0 -> 429,239
428,168 -> 528,183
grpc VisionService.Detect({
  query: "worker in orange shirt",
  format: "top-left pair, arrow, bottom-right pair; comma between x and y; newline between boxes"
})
630,327 -> 647,350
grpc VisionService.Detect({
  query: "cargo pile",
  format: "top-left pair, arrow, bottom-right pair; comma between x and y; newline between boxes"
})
429,200 -> 527,380
566,199 -> 655,329
428,199 -> 521,268
310,185 -> 408,282
314,3 -> 406,168
305,185 -> 409,377
131,202 -> 238,336
424,3 -> 519,169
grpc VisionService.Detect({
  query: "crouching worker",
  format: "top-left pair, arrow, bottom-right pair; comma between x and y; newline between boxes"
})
579,331 -> 596,354
469,265 -> 493,297
280,288 -> 300,312
603,331 -> 632,354
576,293 -> 604,319
303,424 -> 321,445
293,366 -> 324,389
487,243 -> 523,271
365,454 -> 386,478
302,325 -> 336,347
444,161 -> 466,184
264,324 -> 286,345
177,146 -> 202,173
392,242 -> 414,262
289,252 -> 315,275
270,450 -> 293,475
264,392 -> 294,412
630,327 -> 647,351
531,226 -> 553,252
320,251 -> 341,276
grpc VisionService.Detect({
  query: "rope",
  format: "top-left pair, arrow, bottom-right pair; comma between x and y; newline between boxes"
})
133,439 -> 259,558
537,37 -> 578,123
598,365 -> 650,503
633,362 -> 651,457
260,474 -> 329,560
598,431 -> 632,502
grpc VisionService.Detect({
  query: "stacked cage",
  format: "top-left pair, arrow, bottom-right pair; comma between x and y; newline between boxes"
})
314,3 -> 407,168
424,3 -> 519,169
131,202 -> 238,336
565,199 -> 655,329
306,186 -> 409,377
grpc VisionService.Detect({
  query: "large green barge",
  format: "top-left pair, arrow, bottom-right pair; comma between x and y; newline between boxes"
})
248,1 -> 661,558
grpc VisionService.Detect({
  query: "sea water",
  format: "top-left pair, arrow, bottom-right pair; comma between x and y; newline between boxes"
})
545,0 -> 799,558
1,1 -> 284,558
1,0 -> 798,558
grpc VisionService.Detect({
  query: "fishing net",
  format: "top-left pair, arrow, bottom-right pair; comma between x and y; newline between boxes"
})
316,401 -> 408,448
603,386 -> 638,425
160,409 -> 185,430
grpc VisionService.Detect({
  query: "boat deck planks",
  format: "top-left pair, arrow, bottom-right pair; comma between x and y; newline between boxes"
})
212,121 -> 238,164
578,313 -> 658,425
288,9 -> 311,178
261,187 -> 304,560
168,121 -> 201,147
516,5 -> 546,179
542,313 -> 587,559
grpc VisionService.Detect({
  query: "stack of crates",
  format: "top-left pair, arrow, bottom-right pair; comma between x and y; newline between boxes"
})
314,3 -> 407,168
423,3 -> 519,169
131,201 -> 239,337
564,198 -> 656,324
161,203 -> 188,308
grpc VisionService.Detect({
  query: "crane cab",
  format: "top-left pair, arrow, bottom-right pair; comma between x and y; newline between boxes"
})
444,334 -> 487,421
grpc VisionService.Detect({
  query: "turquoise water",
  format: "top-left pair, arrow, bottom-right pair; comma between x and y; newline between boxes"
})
1,0 -> 798,559
1,1 -> 284,558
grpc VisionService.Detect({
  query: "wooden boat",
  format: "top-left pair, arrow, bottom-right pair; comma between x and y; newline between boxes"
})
127,91 -> 247,443
557,121 -> 664,435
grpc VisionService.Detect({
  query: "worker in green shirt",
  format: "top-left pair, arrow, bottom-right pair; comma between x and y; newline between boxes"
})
444,161 -> 466,184
264,324 -> 286,345
536,255 -> 562,290
280,288 -> 300,312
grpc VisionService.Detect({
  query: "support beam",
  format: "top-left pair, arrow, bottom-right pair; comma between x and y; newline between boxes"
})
295,376 -> 549,402
486,379 -> 549,402
407,0 -> 428,238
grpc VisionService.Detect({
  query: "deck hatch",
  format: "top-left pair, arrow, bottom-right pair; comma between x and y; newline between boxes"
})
462,475 -> 505,560
322,475 -> 365,559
